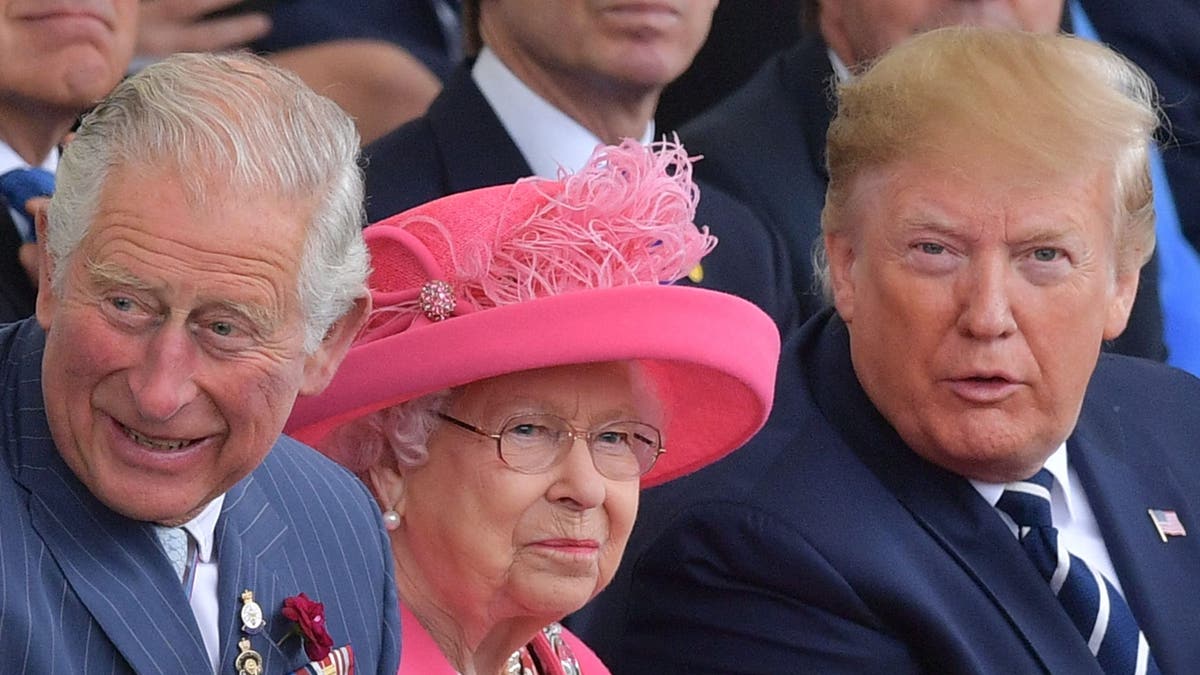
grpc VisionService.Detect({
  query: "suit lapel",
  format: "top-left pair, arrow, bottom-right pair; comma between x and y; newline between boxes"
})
425,64 -> 535,194
11,328 -> 208,673
214,466 -> 306,673
1070,393 -> 1200,668
801,312 -> 1102,674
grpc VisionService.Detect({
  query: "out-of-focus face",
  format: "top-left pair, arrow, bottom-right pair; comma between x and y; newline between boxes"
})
394,362 -> 650,633
480,0 -> 718,94
825,153 -> 1138,482
819,0 -> 1064,66
37,165 -> 345,525
0,0 -> 137,114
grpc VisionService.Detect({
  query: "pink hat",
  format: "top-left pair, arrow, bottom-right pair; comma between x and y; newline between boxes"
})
286,140 -> 780,488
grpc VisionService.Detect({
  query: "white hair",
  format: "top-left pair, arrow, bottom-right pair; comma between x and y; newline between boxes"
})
319,390 -> 458,476
46,51 -> 369,352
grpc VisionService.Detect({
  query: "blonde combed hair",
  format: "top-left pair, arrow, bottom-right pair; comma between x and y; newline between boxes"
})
818,27 -> 1161,295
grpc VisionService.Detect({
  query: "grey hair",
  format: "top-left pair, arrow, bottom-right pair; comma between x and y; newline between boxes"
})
46,51 -> 369,352
318,390 -> 459,476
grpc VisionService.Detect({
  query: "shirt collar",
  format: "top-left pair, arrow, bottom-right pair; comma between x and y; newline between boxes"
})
0,139 -> 59,176
472,47 -> 654,179
828,48 -> 852,84
970,442 -> 1073,518
179,494 -> 225,563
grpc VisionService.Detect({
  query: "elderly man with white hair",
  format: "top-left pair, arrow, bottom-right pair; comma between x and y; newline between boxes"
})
0,52 -> 399,674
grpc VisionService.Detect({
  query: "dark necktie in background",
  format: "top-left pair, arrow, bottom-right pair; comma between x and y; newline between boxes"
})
431,0 -> 463,63
997,469 -> 1160,675
0,167 -> 55,243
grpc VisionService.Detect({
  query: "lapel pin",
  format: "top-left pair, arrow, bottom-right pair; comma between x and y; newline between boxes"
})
235,636 -> 263,675
1148,508 -> 1187,542
241,589 -> 265,635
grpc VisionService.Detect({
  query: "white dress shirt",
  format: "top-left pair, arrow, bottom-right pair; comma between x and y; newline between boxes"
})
971,443 -> 1126,595
178,494 -> 225,674
471,47 -> 654,178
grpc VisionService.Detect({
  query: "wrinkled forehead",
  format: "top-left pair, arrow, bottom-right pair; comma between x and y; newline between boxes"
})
456,361 -> 664,424
842,151 -> 1116,238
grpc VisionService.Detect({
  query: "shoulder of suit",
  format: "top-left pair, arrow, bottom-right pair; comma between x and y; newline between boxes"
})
258,435 -> 374,506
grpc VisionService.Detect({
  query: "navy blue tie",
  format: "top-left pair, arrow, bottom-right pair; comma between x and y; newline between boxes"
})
996,470 -> 1159,674
0,167 -> 55,242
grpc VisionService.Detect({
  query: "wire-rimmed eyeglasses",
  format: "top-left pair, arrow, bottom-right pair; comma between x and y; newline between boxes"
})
436,412 -> 664,481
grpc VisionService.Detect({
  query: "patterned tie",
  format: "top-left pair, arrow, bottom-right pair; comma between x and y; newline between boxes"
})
996,470 -> 1160,674
0,167 -> 55,242
152,525 -> 197,593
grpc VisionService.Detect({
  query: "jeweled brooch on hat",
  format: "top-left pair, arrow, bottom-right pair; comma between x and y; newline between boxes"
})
419,280 -> 456,321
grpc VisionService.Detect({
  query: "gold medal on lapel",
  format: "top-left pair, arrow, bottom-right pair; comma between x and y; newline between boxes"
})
235,637 -> 263,675
240,589 -> 265,635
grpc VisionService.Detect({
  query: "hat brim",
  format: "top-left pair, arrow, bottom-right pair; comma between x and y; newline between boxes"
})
286,285 -> 779,488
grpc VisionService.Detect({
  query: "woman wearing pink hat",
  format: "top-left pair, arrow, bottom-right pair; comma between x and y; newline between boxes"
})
286,140 -> 779,675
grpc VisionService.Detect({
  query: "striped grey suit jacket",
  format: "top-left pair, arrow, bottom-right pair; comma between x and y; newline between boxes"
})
0,318 -> 401,673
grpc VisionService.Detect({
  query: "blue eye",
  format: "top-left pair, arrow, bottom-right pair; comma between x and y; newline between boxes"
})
918,242 -> 946,255
1032,248 -> 1061,262
210,321 -> 234,337
110,296 -> 134,312
510,423 -> 535,436
595,430 -> 628,446
507,423 -> 553,440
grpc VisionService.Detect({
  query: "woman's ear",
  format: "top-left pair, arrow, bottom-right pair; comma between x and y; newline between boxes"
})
367,463 -> 406,518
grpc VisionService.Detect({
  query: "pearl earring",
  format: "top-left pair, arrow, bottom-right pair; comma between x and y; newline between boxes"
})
382,509 -> 401,531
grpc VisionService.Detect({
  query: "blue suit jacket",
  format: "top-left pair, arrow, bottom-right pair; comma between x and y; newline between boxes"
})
0,319 -> 401,673
571,310 -> 1200,673
361,64 -> 798,331
679,31 -> 1167,362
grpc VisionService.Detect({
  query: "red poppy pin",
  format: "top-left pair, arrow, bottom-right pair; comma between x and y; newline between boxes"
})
281,593 -> 335,661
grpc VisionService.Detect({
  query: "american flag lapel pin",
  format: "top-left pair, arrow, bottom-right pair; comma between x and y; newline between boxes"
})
1148,509 -> 1187,542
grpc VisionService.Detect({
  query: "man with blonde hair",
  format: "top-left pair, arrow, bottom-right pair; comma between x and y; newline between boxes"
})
575,27 -> 1200,673
676,0 -> 1188,368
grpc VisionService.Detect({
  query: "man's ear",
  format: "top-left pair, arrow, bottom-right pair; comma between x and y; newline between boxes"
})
367,463 -> 406,518
816,0 -> 854,67
299,294 -> 371,396
825,231 -> 858,324
1102,266 -> 1140,341
34,206 -> 59,329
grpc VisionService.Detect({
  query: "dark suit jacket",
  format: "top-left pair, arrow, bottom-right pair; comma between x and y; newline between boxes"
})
362,65 -> 797,330
0,319 -> 402,673
571,309 -> 1200,674
680,31 -> 1168,361
680,36 -> 832,322
0,207 -> 36,325
1081,0 -> 1200,254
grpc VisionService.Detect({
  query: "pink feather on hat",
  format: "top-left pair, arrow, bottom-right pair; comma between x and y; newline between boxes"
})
287,138 -> 779,488
359,138 -> 716,343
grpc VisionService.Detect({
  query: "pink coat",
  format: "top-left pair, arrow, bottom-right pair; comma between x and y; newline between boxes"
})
398,603 -> 611,674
